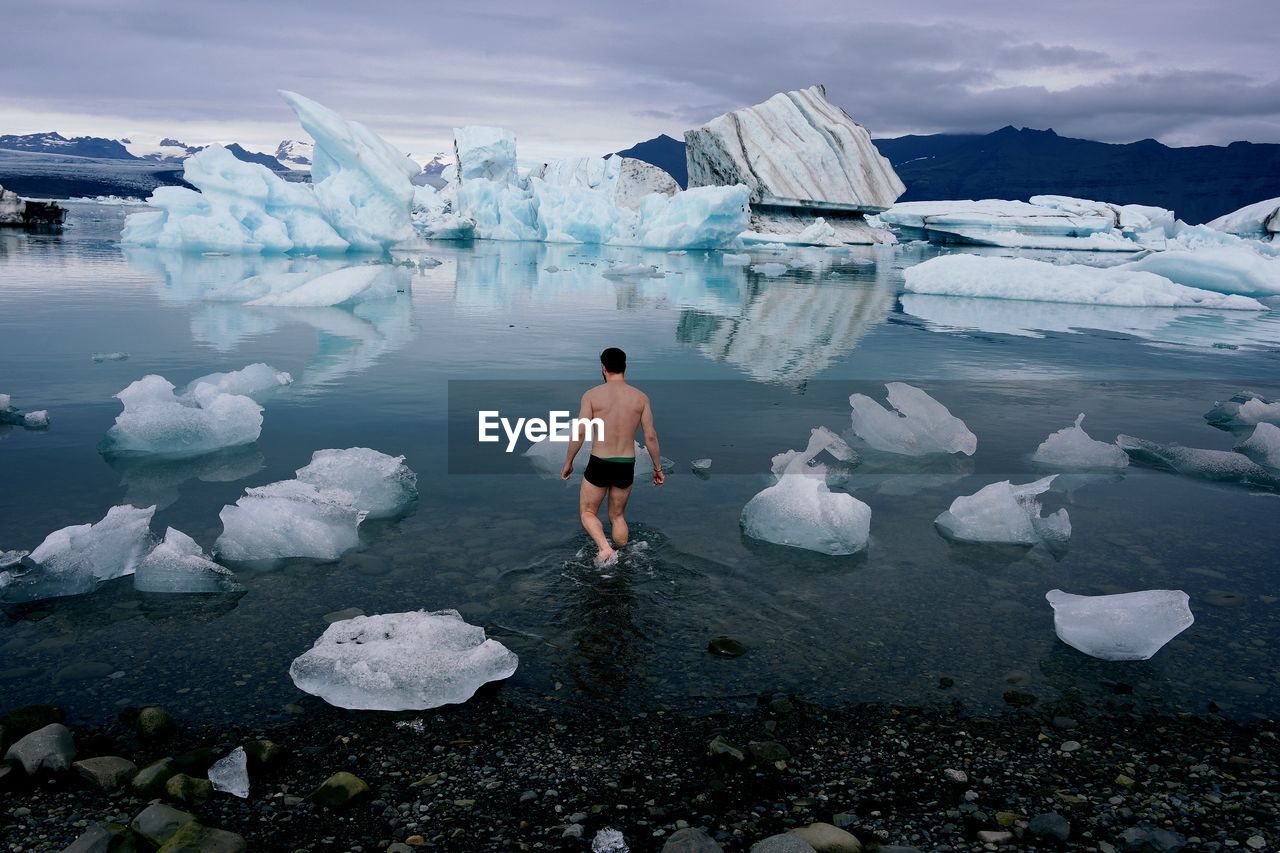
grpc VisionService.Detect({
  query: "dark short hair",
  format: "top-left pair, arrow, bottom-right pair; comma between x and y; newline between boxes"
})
600,347 -> 626,374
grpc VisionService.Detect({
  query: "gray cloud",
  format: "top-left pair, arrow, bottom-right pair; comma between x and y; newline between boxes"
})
2,0 -> 1277,158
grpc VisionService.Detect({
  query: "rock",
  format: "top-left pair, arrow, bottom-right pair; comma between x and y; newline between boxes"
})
662,827 -> 724,852
1060,740 -> 1082,752
74,756 -> 138,791
130,803 -> 196,847
1115,773 -> 1137,788
707,735 -> 746,764
172,746 -> 222,773
942,768 -> 968,784
242,739 -> 285,769
750,835 -> 818,853
310,770 -> 369,807
995,811 -> 1020,827
789,822 -> 861,852
4,722 -> 75,774
156,823 -> 246,852
1,703 -> 65,738
707,636 -> 747,657
1118,824 -> 1186,852
165,772 -> 214,804
769,697 -> 795,716
562,824 -> 584,839
748,741 -> 791,764
132,757 -> 176,794
1246,837 -> 1266,851
61,822 -> 139,853
1028,812 -> 1071,842
978,831 -> 1014,844
1002,690 -> 1036,707
138,706 -> 176,739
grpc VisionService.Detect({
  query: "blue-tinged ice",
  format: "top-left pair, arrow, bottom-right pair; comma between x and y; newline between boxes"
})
935,475 -> 1069,546
1236,423 -> 1280,469
1122,245 -> 1280,296
134,527 -> 242,594
295,447 -> 418,519
1046,589 -> 1193,661
288,609 -> 518,711
848,383 -> 976,457
1117,434 -> 1278,488
1207,196 -> 1280,241
2,505 -> 156,602
0,394 -> 51,430
1031,414 -> 1128,469
1205,392 -> 1280,429
215,479 -> 366,562
208,746 -> 250,799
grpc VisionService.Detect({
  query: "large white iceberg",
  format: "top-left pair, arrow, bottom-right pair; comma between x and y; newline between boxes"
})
1236,422 -> 1280,469
1,505 -> 155,602
295,447 -> 418,518
123,91 -> 417,253
740,428 -> 871,555
880,199 -> 1140,251
1045,589 -> 1194,661
1117,435 -> 1278,488
134,528 -> 242,594
1122,245 -> 1280,296
903,255 -> 1266,310
1207,196 -> 1280,241
848,383 -> 976,456
935,475 -> 1070,546
215,479 -> 366,562
1031,414 -> 1129,469
531,156 -> 678,210
100,365 -> 292,457
288,609 -> 519,710
453,126 -> 518,186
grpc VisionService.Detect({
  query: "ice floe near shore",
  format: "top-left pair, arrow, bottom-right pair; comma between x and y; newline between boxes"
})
935,475 -> 1070,546
0,394 -> 50,430
1117,435 -> 1279,489
1032,414 -> 1129,469
1,505 -> 155,601
1046,589 -> 1194,661
1121,245 -> 1280,297
903,255 -> 1266,309
135,527 -> 243,594
288,609 -> 518,710
848,383 -> 976,456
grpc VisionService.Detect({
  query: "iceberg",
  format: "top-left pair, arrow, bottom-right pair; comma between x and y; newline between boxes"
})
741,428 -> 871,555
848,382 -> 976,456
935,475 -> 1070,546
879,199 -> 1139,251
685,85 -> 902,244
1117,435 -> 1279,488
1207,196 -> 1280,241
0,395 -> 51,430
214,479 -> 366,562
122,91 -> 417,254
1122,245 -> 1280,296
182,363 -> 293,403
288,609 -> 519,710
903,255 -> 1266,310
530,155 -> 678,210
100,373 -> 265,458
208,746 -> 250,799
1045,589 -> 1194,661
454,126 -> 518,186
295,447 -> 418,519
1032,414 -> 1129,469
1236,422 -> 1280,469
134,528 -> 242,594
1204,392 -> 1280,429
2,505 -> 155,602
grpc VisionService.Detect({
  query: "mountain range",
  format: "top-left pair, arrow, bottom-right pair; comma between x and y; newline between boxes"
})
612,128 -> 1280,225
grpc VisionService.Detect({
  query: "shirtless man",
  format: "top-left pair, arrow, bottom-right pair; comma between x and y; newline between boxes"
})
561,347 -> 663,563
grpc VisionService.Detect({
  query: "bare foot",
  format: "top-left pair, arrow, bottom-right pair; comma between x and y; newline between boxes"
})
594,546 -> 617,565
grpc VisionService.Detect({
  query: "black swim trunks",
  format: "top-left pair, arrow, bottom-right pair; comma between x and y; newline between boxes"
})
584,455 -> 635,489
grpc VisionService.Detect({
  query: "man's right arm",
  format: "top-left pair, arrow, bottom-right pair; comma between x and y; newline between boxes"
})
562,392 -> 591,480
640,398 -> 663,485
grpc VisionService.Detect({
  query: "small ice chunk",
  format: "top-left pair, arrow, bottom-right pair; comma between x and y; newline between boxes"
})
294,447 -> 418,518
1205,392 -> 1280,429
935,475 -> 1069,546
691,458 -> 712,471
741,472 -> 871,555
0,395 -> 50,430
848,383 -> 976,456
752,262 -> 788,276
1032,414 -> 1128,469
100,374 -> 264,458
592,828 -> 629,853
22,411 -> 50,429
1045,589 -> 1194,661
135,528 -> 242,594
601,263 -> 663,279
0,393 -> 10,410
182,363 -> 293,405
91,352 -> 130,362
4,505 -> 156,602
1117,435 -> 1278,488
208,746 -> 250,798
288,609 -> 519,710
722,252 -> 751,266
215,480 -> 366,562
1236,422 -> 1280,469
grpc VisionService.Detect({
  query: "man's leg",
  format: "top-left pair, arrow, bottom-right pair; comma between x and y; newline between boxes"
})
607,485 -> 632,548
579,478 -> 614,562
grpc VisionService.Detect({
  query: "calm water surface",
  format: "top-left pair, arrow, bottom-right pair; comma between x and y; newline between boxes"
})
2,202 -> 1278,726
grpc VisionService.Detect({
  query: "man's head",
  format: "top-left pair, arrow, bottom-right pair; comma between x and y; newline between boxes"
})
600,347 -> 626,377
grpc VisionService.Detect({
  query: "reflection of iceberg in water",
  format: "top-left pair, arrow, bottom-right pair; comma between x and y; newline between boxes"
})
107,444 -> 266,510
899,292 -> 1280,349
125,249 -> 413,384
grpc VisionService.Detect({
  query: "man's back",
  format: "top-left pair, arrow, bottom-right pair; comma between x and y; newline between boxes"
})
584,382 -> 648,457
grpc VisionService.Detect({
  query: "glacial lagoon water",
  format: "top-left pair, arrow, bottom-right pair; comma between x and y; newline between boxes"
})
2,202 -> 1279,726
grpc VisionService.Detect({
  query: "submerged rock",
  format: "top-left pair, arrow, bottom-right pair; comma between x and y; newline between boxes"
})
309,771 -> 369,807
1046,588 -> 1194,661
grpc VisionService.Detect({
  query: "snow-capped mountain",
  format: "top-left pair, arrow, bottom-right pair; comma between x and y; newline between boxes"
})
122,137 -> 204,163
0,132 -> 137,160
417,152 -> 452,175
275,139 -> 314,170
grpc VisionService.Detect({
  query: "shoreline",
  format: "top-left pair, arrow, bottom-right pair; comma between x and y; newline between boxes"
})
2,691 -> 1275,852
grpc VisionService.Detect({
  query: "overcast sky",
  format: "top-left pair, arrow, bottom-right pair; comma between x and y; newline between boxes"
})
4,0 -> 1279,162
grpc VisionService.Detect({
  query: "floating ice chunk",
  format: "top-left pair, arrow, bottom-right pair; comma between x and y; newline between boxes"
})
0,393 -> 9,410
1204,392 -> 1280,428
135,528 -> 242,594
1122,246 -> 1280,296
1045,589 -> 1194,661
215,480 -> 366,562
183,363 -> 293,404
22,411 -> 49,429
0,550 -> 28,570
3,505 -> 157,602
0,395 -> 50,430
848,383 -> 976,456
1236,422 -> 1280,469
1117,434 -> 1279,488
625,185 -> 749,250
288,609 -> 519,710
91,352 -> 129,362
753,262 -> 788,276
208,746 -> 250,798
601,263 -> 663,279
691,458 -> 712,471
295,447 -> 418,519
722,252 -> 751,266
1207,196 -> 1280,241
454,126 -> 518,186
770,426 -> 860,476
1032,414 -> 1129,469
100,374 -> 264,457
741,471 -> 871,555
903,255 -> 1266,310
935,476 -> 1069,546
591,828 -> 629,853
